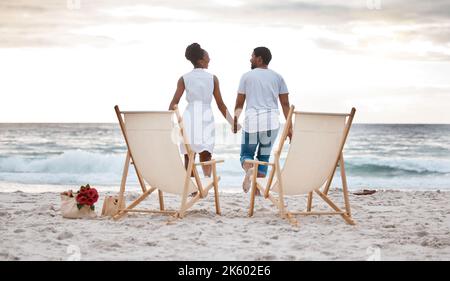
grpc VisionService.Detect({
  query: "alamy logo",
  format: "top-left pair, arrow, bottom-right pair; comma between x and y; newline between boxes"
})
66,245 -> 81,261
67,0 -> 81,10
366,0 -> 382,10
366,246 -> 381,261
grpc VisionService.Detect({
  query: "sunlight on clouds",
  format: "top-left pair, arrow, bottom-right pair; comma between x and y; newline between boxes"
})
102,5 -> 204,21
350,23 -> 450,60
211,0 -> 245,8
351,23 -> 398,38
1,1 -> 450,123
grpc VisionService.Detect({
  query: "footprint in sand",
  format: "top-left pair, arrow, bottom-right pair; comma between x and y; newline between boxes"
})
416,231 -> 429,237
57,231 -> 74,240
256,254 -> 276,260
13,228 -> 26,233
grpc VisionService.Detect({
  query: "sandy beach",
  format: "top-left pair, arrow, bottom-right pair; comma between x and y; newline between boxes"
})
1,188 -> 449,261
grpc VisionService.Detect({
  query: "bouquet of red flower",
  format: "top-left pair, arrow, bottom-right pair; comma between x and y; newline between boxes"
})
75,184 -> 99,211
60,184 -> 99,219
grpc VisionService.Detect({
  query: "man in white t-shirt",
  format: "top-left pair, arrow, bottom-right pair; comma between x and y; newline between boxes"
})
233,46 -> 292,193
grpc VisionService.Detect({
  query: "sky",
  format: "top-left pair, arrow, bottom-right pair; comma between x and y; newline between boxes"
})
0,0 -> 450,123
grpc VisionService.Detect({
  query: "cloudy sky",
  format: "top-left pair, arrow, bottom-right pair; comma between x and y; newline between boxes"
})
1,0 -> 449,123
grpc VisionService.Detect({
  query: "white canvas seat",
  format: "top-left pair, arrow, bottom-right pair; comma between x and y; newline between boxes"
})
113,105 -> 222,220
247,105 -> 356,226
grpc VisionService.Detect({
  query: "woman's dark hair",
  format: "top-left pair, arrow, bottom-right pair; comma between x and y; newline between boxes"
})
254,46 -> 272,65
185,43 -> 205,65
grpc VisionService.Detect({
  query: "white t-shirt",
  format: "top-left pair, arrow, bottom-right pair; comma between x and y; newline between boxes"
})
238,68 -> 289,133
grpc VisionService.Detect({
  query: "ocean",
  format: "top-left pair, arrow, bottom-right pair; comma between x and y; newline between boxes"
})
0,123 -> 449,192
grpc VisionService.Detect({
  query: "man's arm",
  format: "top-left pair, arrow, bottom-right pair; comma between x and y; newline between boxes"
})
279,93 -> 290,119
279,93 -> 292,142
233,94 -> 246,133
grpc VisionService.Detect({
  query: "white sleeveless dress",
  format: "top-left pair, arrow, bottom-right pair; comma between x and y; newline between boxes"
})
180,68 -> 215,154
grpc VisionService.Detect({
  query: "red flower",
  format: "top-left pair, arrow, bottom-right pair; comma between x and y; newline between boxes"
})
87,189 -> 95,198
75,185 -> 98,206
88,188 -> 99,203
76,194 -> 88,205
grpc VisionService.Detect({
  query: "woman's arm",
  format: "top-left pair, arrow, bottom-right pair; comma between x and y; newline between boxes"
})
212,75 -> 234,126
233,94 -> 245,133
168,77 -> 185,110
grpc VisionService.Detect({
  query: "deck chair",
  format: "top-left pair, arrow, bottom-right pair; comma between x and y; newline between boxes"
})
113,105 -> 222,220
246,105 -> 356,226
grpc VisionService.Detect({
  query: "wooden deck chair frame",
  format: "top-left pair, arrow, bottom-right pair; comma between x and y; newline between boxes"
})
113,105 -> 222,220
246,105 -> 356,226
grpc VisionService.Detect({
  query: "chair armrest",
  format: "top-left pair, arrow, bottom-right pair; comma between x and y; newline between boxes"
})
243,160 -> 275,166
195,159 -> 225,166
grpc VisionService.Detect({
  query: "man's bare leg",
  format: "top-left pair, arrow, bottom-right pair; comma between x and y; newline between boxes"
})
242,162 -> 253,193
242,162 -> 265,194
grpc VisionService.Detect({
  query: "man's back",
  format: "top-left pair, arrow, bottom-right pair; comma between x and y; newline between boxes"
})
238,68 -> 289,133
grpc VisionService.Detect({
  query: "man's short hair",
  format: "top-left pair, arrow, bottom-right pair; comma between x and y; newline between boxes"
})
253,47 -> 272,65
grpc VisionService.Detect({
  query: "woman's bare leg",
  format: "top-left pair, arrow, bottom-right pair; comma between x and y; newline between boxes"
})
199,151 -> 212,177
184,153 -> 196,177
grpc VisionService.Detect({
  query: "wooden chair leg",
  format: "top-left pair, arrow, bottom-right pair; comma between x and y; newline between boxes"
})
340,153 -> 352,217
158,190 -> 165,211
212,164 -> 221,215
179,153 -> 194,218
113,187 -> 156,220
314,190 -> 355,225
275,159 -> 287,219
323,176 -> 334,195
307,192 -> 313,212
248,164 -> 259,217
117,151 -> 130,217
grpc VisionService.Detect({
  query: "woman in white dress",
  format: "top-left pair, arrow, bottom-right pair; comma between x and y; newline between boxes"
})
169,43 -> 236,177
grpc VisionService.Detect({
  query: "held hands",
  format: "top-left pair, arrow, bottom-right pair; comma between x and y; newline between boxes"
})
232,116 -> 242,134
234,123 -> 242,133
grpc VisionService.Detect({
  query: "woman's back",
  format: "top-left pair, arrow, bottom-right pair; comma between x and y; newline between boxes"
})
183,68 -> 214,104
169,43 -> 235,159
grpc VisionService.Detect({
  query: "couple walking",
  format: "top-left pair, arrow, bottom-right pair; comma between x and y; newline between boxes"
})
169,43 -> 292,193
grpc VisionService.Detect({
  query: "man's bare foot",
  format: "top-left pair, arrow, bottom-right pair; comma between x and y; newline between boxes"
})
242,168 -> 254,193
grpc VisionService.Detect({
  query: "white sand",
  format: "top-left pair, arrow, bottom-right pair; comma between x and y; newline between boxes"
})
1,188 -> 449,261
